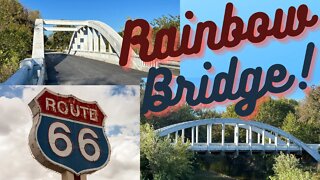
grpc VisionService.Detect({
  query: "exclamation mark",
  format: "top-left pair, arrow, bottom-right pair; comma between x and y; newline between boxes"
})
299,42 -> 315,90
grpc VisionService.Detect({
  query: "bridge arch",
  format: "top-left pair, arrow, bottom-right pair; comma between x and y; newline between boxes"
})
33,19 -> 152,72
155,118 -> 320,162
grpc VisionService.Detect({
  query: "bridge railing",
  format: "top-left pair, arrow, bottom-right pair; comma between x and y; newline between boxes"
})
2,58 -> 45,85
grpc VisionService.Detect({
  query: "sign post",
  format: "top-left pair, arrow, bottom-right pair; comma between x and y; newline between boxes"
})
28,88 -> 111,179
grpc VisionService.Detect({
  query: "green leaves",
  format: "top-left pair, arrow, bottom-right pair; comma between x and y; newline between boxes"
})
141,124 -> 193,180
0,0 -> 38,82
269,153 -> 315,180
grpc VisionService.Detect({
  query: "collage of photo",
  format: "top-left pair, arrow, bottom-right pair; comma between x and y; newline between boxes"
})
0,0 -> 319,180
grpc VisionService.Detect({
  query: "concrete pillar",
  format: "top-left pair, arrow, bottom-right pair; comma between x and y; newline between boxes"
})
191,127 -> 194,146
79,29 -> 84,51
257,133 -> 261,144
275,133 -> 278,147
100,34 -> 107,53
32,19 -> 44,59
262,130 -> 265,145
246,129 -> 249,144
269,138 -> 272,144
87,27 -> 93,51
287,138 -> 290,147
234,124 -> 239,146
207,125 -> 210,146
196,126 -> 199,143
108,43 -> 112,53
82,28 -> 88,51
209,124 -> 212,144
249,126 -> 252,147
175,131 -> 178,144
72,33 -> 78,50
76,31 -> 81,50
93,29 -> 99,52
182,129 -> 185,143
221,123 -> 225,146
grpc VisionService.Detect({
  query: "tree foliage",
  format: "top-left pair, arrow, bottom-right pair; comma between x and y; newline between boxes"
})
255,98 -> 298,127
141,105 -> 197,129
297,86 -> 320,143
222,97 -> 298,128
150,15 -> 180,33
140,124 -> 193,180
269,153 -> 315,180
45,29 -> 73,51
0,0 -> 39,82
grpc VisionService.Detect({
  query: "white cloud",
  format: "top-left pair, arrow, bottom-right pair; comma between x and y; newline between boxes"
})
0,86 -> 140,180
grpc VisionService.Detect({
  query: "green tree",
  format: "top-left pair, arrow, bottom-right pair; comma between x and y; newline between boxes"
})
141,124 -> 193,180
255,98 -> 298,127
269,153 -> 315,180
45,29 -> 73,51
297,86 -> 320,143
150,15 -> 180,34
0,0 -> 39,82
194,108 -> 221,119
141,105 -> 196,129
222,104 -> 239,119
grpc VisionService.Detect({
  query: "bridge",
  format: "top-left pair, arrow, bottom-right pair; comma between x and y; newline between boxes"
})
3,19 -> 179,85
155,118 -> 320,162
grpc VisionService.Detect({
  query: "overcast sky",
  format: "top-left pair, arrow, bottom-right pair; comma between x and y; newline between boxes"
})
0,86 -> 140,180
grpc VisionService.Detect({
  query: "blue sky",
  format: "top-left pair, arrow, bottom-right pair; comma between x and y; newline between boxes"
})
20,0 -> 179,32
180,0 -> 320,102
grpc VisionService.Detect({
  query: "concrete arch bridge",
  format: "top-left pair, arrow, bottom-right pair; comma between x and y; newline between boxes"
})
156,118 -> 320,162
4,19 -> 179,85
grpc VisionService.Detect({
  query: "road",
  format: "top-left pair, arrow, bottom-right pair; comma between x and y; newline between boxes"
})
45,54 -> 147,85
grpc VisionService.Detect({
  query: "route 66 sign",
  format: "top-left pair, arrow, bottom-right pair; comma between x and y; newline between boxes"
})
28,88 -> 111,175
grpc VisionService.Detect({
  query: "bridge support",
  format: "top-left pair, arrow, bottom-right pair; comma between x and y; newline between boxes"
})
87,27 -> 93,51
93,29 -> 99,52
182,129 -> 185,143
175,131 -> 178,144
100,35 -> 107,53
262,130 -> 265,145
196,126 -> 199,143
234,124 -> 239,146
191,127 -> 194,146
32,19 -> 45,59
207,124 -> 212,145
249,126 -> 252,147
221,123 -> 225,146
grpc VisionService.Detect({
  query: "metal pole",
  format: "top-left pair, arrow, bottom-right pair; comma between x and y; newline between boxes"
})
62,171 -> 87,180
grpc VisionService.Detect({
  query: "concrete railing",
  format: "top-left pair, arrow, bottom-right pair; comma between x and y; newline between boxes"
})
2,58 -> 45,85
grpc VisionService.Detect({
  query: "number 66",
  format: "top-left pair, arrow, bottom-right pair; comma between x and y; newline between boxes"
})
48,122 -> 100,161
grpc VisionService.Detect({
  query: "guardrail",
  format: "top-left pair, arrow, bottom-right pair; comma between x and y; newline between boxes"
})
2,58 -> 45,85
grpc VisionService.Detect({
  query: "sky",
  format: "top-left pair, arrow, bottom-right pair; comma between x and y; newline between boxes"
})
0,86 -> 140,180
180,0 -> 320,103
20,0 -> 179,32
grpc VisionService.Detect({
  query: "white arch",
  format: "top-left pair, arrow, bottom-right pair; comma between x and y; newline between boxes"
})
32,19 -> 152,72
155,118 -> 320,162
67,21 -> 149,71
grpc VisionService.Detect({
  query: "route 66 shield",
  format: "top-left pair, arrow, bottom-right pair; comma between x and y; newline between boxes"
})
28,88 -> 111,175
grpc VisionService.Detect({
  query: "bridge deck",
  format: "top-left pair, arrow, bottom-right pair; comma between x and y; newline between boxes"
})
45,54 -> 147,85
188,143 -> 313,152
